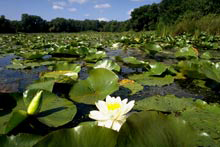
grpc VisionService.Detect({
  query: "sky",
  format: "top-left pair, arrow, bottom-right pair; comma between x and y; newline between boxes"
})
0,0 -> 161,21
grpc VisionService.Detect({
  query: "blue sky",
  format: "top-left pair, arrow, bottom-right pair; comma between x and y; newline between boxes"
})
0,0 -> 161,21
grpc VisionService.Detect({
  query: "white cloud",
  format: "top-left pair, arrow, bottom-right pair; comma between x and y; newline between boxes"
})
53,5 -> 64,10
127,9 -> 134,15
52,1 -> 66,10
68,8 -> 77,12
68,0 -> 88,4
53,1 -> 66,7
94,3 -> 111,9
97,17 -> 109,21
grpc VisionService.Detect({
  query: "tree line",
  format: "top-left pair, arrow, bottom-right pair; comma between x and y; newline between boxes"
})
0,0 -> 219,33
0,14 -> 132,33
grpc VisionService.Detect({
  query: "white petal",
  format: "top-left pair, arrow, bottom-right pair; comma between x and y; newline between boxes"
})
111,120 -> 125,132
97,121 -> 107,127
89,111 -> 110,120
98,120 -> 113,129
106,95 -> 114,103
115,96 -> 121,102
111,110 -> 122,120
123,100 -> 135,114
95,100 -> 108,113
122,98 -> 128,105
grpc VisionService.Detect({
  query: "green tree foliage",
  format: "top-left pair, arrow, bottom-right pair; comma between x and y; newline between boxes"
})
21,14 -> 48,33
131,4 -> 159,31
0,15 -> 14,33
131,0 -> 220,32
0,14 -> 131,33
0,0 -> 219,33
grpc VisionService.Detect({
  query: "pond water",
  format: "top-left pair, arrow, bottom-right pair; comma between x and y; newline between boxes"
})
0,54 -> 47,93
1,49 -> 220,103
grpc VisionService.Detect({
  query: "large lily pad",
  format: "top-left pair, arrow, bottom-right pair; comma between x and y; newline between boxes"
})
40,62 -> 81,82
69,68 -> 119,104
148,62 -> 167,75
129,72 -> 174,86
4,110 -> 28,134
34,122 -> 118,147
175,46 -> 198,59
134,94 -> 194,112
94,59 -> 120,72
177,60 -> 206,79
27,80 -> 55,92
181,102 -> 220,145
144,43 -> 162,55
200,62 -> 220,83
24,90 -> 77,127
116,111 -> 198,147
0,93 -> 26,134
0,133 -> 42,147
84,51 -> 107,62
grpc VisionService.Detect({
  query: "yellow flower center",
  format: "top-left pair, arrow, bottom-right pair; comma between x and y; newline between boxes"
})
107,102 -> 121,110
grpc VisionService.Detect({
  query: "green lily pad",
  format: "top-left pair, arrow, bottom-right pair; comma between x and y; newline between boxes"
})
144,43 -> 163,55
24,90 -> 77,127
0,133 -> 42,147
129,72 -> 174,86
149,62 -> 167,75
41,62 -> 81,83
6,60 -> 55,69
181,102 -> 220,145
69,68 -> 119,104
4,110 -> 28,134
119,79 -> 143,95
41,71 -> 78,81
53,62 -> 81,72
201,51 -> 212,59
84,51 -> 107,62
34,122 -> 118,147
175,46 -> 198,59
94,59 -> 120,72
122,57 -> 147,67
200,62 -> 220,83
192,80 -> 211,89
27,80 -> 55,92
177,60 -> 206,79
116,111 -> 198,147
134,94 -> 194,112
19,51 -> 47,60
0,93 -> 26,134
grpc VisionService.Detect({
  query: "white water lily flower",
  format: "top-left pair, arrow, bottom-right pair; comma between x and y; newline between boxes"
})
89,95 -> 135,132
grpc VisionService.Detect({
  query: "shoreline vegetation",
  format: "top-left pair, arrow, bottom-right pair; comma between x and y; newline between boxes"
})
0,0 -> 220,35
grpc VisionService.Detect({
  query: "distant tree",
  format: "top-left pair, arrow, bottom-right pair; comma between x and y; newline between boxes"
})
11,20 -> 22,33
130,4 -> 159,31
49,18 -> 69,32
21,14 -> 48,32
0,15 -> 14,33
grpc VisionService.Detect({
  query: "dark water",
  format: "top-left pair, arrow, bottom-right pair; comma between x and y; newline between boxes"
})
0,54 -> 47,93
